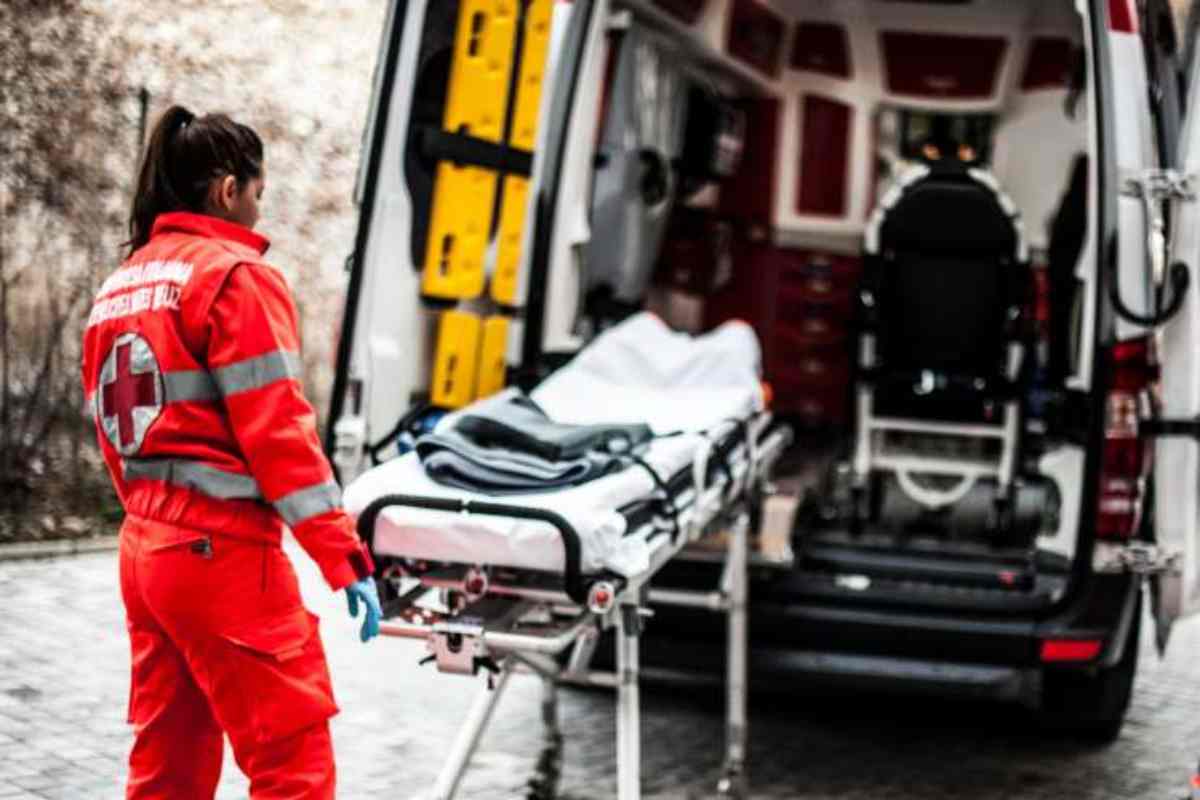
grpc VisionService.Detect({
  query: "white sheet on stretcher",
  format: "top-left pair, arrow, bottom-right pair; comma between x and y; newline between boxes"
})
343,314 -> 764,577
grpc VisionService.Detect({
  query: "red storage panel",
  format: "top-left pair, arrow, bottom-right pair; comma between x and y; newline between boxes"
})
797,95 -> 852,217
767,339 -> 854,425
1021,37 -> 1073,90
769,341 -> 851,386
708,245 -> 860,427
880,32 -> 1007,99
791,22 -> 851,78
726,0 -> 787,79
719,98 -> 780,222
705,236 -> 782,365
772,250 -> 861,425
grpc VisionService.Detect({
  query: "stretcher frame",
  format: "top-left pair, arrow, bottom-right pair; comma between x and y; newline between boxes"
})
356,417 -> 793,800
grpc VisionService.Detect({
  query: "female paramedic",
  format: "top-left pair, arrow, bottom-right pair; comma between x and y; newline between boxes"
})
80,105 -> 383,799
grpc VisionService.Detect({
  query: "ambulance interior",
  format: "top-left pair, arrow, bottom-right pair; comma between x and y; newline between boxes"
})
548,0 -> 1097,609
338,0 -> 1106,616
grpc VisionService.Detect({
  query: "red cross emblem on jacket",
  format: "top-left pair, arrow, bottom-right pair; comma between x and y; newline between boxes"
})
97,333 -> 163,456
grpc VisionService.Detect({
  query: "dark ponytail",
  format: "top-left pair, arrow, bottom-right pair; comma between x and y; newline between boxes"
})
125,104 -> 264,256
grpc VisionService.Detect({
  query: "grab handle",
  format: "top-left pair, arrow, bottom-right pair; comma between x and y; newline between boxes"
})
356,494 -> 589,605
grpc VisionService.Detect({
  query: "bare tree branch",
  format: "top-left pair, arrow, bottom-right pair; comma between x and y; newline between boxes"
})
0,0 -> 135,511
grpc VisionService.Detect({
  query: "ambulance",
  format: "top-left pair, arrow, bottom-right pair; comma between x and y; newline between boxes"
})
328,0 -> 1200,740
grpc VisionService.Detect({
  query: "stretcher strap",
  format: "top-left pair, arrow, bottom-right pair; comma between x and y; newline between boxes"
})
618,419 -> 760,540
625,454 -> 681,542
700,417 -> 752,504
355,493 -> 588,604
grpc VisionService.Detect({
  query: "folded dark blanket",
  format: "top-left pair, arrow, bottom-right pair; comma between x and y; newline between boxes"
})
456,391 -> 652,461
415,389 -> 652,493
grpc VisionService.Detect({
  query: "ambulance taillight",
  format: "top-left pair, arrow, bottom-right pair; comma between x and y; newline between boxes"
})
1096,338 -> 1154,541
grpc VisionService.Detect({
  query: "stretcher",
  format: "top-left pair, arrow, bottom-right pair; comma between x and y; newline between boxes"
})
346,315 -> 793,799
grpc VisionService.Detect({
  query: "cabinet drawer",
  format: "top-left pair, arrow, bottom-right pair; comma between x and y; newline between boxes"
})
774,310 -> 848,348
772,379 -> 851,426
777,283 -> 855,320
768,342 -> 852,388
778,251 -> 862,297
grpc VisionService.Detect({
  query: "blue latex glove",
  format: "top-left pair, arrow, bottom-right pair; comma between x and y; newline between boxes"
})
345,577 -> 382,643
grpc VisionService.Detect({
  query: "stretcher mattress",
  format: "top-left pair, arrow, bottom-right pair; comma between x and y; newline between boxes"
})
344,315 -> 764,576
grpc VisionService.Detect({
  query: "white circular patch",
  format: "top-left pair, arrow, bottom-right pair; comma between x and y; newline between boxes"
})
96,332 -> 164,456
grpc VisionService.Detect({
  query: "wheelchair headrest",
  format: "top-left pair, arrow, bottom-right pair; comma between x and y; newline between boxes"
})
865,164 -> 1027,263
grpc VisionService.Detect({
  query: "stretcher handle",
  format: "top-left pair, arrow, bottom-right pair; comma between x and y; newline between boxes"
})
355,493 -> 589,605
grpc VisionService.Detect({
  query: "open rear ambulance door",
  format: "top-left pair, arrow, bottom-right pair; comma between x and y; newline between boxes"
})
1151,21 -> 1200,650
326,0 -> 569,483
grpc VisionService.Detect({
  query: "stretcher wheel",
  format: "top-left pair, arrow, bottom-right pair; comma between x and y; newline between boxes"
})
716,765 -> 747,799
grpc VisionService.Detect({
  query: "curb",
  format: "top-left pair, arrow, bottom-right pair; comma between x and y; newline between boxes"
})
0,535 -> 120,563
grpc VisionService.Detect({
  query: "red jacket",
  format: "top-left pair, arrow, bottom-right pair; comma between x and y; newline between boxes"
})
82,212 -> 373,589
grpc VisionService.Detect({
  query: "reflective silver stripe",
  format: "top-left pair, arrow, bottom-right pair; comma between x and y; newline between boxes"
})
123,458 -> 263,501
213,350 -> 302,397
274,480 -> 342,527
162,370 -> 219,403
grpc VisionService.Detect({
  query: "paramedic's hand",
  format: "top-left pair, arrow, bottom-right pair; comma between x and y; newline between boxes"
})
345,577 -> 383,642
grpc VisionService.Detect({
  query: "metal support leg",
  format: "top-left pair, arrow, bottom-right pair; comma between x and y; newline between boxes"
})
565,625 -> 600,677
852,385 -> 874,482
718,512 -> 749,798
851,387 -> 874,532
616,604 -> 641,800
431,660 -> 513,800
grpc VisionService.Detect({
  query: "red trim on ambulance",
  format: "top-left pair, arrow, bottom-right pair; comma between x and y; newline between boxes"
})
726,0 -> 786,79
1021,37 -> 1074,90
1108,0 -> 1138,33
880,32 -> 1007,99
791,22 -> 852,79
797,95 -> 851,217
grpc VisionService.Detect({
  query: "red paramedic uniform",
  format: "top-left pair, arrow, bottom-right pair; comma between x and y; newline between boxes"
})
81,212 -> 374,799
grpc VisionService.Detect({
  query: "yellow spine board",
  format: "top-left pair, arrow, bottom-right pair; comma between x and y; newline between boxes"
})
422,0 -> 519,301
490,0 -> 553,306
508,0 -> 553,152
431,310 -> 483,409
491,175 -> 529,306
476,315 -> 511,398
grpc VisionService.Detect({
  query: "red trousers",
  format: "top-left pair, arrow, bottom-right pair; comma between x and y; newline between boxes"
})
119,515 -> 340,799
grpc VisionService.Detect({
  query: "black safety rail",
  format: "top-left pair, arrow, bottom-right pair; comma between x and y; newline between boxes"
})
356,494 -> 591,605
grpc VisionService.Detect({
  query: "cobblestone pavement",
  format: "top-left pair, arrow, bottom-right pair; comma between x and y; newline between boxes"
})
2,546 -> 1199,799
